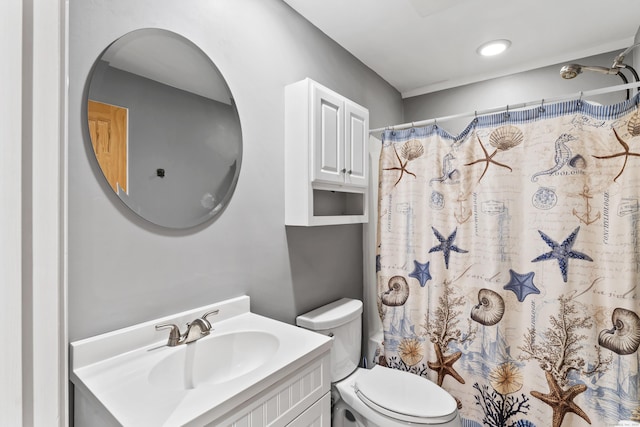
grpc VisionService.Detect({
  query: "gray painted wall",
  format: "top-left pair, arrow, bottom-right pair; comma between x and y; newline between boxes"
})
404,51 -> 636,135
68,0 -> 403,343
635,27 -> 640,71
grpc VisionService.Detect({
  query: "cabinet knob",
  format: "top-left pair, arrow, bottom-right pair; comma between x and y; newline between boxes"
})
347,170 -> 352,175
341,168 -> 347,174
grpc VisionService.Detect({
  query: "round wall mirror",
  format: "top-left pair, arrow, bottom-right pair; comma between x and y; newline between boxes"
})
86,28 -> 242,229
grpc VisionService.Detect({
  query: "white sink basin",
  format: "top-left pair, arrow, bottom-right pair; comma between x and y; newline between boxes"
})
148,331 -> 280,390
69,296 -> 332,427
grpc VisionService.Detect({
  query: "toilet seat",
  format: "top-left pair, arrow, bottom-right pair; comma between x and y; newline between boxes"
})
353,365 -> 458,424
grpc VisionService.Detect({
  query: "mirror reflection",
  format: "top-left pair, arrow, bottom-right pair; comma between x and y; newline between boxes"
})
86,28 -> 242,229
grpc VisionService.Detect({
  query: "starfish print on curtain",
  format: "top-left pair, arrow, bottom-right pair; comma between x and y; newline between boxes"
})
593,127 -> 640,182
383,144 -> 417,187
464,134 -> 513,183
503,270 -> 540,302
427,342 -> 464,387
408,260 -> 432,287
531,371 -> 590,427
428,227 -> 468,269
531,227 -> 593,282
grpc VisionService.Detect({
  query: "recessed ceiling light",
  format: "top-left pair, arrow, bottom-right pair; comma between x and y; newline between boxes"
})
477,39 -> 511,57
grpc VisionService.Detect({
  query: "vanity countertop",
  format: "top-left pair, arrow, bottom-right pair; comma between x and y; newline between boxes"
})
70,296 -> 332,426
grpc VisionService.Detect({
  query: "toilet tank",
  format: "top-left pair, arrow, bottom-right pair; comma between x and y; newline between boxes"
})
296,298 -> 363,382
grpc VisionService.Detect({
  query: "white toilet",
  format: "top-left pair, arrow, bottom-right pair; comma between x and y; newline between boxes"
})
296,298 -> 462,427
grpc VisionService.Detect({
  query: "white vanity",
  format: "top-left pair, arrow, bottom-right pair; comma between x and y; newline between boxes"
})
70,296 -> 332,426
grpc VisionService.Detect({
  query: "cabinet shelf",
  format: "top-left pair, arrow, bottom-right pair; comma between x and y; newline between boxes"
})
285,78 -> 369,226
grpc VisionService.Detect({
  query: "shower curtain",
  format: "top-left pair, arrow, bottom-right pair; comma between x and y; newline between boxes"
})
376,94 -> 640,427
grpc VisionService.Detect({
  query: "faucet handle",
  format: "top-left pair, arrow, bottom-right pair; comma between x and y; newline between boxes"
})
201,309 -> 219,329
202,309 -> 219,320
155,323 -> 182,347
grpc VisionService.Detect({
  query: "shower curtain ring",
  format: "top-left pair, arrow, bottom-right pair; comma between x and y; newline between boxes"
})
577,91 -> 584,107
539,99 -> 545,113
504,105 -> 510,121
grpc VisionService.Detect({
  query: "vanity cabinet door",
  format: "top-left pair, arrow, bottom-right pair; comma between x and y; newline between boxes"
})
211,353 -> 331,427
311,84 -> 345,185
287,393 -> 330,427
344,102 -> 368,187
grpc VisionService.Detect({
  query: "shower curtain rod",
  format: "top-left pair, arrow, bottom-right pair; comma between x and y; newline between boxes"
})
370,80 -> 640,134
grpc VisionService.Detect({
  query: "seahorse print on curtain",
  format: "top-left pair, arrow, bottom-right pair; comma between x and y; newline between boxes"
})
377,95 -> 640,427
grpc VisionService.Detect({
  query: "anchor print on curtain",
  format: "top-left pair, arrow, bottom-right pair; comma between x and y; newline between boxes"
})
376,95 -> 640,426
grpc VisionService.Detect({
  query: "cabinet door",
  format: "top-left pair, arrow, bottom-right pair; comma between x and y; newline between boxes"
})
287,393 -> 330,427
311,84 -> 344,185
344,102 -> 368,187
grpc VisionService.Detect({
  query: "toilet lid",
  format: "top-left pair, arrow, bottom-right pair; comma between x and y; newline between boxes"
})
354,365 -> 458,424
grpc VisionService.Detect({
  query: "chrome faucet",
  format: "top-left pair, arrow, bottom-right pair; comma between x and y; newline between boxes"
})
155,309 -> 219,347
183,316 -> 213,344
154,323 -> 183,347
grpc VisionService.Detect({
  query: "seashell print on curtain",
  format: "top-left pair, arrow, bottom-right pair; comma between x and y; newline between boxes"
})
376,95 -> 640,427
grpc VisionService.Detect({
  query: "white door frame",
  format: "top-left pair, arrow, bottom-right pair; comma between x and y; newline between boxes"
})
1,1 -> 25,424
2,0 -> 67,425
30,0 -> 67,424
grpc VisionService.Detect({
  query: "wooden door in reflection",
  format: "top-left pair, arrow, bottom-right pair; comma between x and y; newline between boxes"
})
88,100 -> 128,193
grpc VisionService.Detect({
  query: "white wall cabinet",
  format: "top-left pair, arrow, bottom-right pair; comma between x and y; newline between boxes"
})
285,78 -> 369,226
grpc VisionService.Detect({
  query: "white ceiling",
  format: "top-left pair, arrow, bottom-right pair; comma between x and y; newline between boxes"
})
283,0 -> 640,98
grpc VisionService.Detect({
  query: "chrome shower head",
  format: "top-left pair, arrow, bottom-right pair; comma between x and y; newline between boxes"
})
560,60 -> 634,100
560,64 -> 582,79
560,63 -> 619,79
